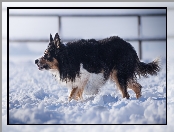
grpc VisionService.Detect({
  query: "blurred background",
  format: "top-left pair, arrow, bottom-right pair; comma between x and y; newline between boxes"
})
2,8 -> 167,61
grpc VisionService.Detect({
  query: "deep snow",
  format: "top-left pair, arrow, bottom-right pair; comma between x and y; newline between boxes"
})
6,56 -> 166,124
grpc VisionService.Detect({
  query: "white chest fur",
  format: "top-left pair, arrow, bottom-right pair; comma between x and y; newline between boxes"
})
49,64 -> 106,95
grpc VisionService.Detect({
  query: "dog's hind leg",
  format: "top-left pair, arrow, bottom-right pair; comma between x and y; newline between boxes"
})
128,80 -> 142,99
111,70 -> 130,99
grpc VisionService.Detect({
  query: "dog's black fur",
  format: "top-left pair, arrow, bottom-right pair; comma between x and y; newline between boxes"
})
35,33 -> 160,99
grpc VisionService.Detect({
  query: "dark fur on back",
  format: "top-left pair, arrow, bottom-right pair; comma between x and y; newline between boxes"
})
55,36 -> 137,83
53,34 -> 159,84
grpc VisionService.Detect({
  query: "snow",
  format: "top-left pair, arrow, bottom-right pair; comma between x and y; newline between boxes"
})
1,35 -> 172,132
3,55 -> 170,130
3,51 -> 166,125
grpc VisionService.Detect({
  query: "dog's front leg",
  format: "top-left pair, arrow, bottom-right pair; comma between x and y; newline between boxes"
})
68,87 -> 84,101
68,87 -> 79,101
77,88 -> 84,100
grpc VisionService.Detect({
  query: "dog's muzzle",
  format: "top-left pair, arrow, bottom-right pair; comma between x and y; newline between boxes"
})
35,58 -> 49,70
35,59 -> 41,70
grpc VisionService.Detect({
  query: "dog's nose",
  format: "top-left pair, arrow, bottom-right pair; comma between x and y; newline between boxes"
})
35,59 -> 39,64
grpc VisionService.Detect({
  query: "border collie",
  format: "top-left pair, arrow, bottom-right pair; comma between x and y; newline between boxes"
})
35,33 -> 160,101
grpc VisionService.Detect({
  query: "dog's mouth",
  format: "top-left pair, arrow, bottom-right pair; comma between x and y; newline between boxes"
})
38,64 -> 49,70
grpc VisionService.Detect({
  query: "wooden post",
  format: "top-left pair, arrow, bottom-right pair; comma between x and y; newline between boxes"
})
58,16 -> 61,35
138,16 -> 142,60
139,41 -> 142,60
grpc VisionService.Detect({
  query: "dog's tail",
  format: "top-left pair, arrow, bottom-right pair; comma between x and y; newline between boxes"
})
136,58 -> 160,77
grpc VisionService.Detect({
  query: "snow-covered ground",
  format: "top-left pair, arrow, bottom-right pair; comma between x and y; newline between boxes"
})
3,50 -> 166,125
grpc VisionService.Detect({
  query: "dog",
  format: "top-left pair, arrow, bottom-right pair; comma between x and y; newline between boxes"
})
35,33 -> 160,101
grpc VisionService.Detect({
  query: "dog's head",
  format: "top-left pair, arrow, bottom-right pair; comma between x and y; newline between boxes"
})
35,33 -> 61,70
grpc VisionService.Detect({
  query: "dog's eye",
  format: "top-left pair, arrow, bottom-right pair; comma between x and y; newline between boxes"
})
43,54 -> 47,59
44,54 -> 53,61
44,54 -> 49,59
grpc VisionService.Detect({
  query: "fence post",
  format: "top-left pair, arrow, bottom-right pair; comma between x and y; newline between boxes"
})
58,16 -> 61,35
138,16 -> 142,60
139,41 -> 142,60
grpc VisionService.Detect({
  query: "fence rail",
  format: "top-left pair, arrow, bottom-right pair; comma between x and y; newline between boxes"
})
8,12 -> 166,59
9,13 -> 166,17
8,37 -> 166,43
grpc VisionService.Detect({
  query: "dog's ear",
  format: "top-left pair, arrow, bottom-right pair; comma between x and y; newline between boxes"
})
54,33 -> 61,48
50,34 -> 53,42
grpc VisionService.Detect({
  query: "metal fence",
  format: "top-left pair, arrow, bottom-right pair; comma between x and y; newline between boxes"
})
8,12 -> 166,59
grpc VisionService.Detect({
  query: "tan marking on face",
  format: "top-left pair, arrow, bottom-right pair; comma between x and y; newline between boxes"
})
40,57 -> 59,70
46,58 -> 59,70
110,70 -> 130,99
39,58 -> 47,64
